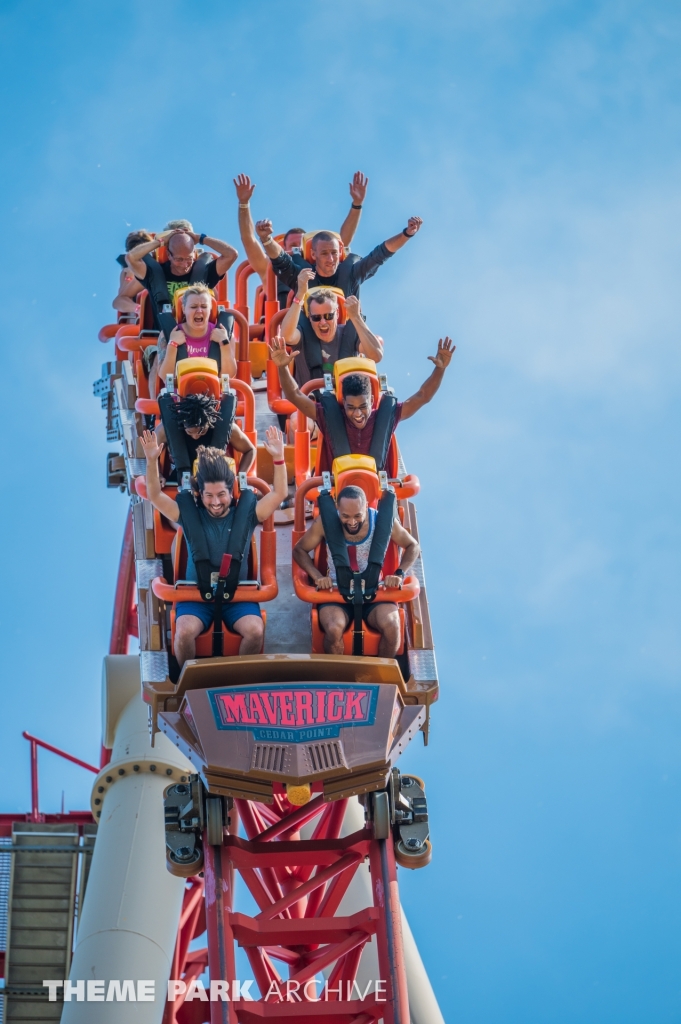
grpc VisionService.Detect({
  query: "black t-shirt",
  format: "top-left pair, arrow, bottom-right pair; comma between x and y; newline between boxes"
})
271,243 -> 393,299
184,504 -> 258,582
138,258 -> 223,301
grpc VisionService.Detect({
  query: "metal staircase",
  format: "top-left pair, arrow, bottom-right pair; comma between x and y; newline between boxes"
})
2,823 -> 96,1022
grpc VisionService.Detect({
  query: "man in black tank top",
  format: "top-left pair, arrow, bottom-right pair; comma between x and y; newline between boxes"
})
280,271 -> 384,385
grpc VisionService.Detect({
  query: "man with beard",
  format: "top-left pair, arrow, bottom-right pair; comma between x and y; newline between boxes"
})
280,269 -> 383,385
292,485 -> 420,657
269,333 -> 455,476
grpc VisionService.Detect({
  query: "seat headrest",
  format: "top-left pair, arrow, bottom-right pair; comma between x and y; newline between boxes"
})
302,230 -> 346,264
304,286 -> 347,324
173,286 -> 218,323
333,356 -> 379,403
332,455 -> 381,508
176,357 -> 220,398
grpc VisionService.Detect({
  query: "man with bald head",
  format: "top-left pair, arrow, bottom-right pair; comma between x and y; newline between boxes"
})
127,227 -> 238,339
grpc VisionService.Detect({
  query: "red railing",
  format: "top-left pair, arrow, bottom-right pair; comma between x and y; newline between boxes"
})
22,731 -> 98,822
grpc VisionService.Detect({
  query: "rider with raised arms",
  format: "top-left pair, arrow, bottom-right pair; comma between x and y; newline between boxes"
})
140,425 -> 287,665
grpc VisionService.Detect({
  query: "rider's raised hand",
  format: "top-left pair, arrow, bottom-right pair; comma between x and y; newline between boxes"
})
234,174 -> 256,204
296,267 -> 315,298
255,219 -> 274,243
269,332 -> 298,368
349,171 -> 369,205
262,425 -> 285,461
141,430 -> 164,461
404,216 -> 423,237
427,336 -> 455,371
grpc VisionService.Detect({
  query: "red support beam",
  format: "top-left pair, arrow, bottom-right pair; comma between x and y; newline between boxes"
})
201,798 -> 408,1024
109,511 -> 136,656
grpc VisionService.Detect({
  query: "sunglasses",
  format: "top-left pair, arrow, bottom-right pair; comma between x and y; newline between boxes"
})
309,312 -> 336,322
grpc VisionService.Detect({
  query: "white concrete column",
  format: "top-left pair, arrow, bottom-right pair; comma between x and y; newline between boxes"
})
62,656 -> 193,1022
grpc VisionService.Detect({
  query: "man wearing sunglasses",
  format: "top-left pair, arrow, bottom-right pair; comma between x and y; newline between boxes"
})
280,269 -> 383,385
269,333 -> 455,475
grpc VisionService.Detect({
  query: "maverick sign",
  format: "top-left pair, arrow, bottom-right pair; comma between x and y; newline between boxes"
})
208,683 -> 380,742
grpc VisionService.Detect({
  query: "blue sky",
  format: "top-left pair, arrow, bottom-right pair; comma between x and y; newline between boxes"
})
0,1 -> 680,1021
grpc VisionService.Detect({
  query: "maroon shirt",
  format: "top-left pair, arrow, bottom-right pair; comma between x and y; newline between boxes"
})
315,398 -> 403,474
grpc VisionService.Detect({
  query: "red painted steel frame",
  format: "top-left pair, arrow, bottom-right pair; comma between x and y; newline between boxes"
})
198,796 -> 409,1024
110,509 -> 137,657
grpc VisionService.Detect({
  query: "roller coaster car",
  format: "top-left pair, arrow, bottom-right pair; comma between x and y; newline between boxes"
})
293,357 -> 421,497
146,447 -> 437,806
154,654 -> 426,805
293,454 -> 415,658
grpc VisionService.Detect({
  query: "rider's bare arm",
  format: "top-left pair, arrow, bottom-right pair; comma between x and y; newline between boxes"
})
400,338 -> 455,421
383,520 -> 420,587
255,219 -> 284,261
293,519 -> 331,589
140,430 -> 180,523
229,423 -> 256,475
345,296 -> 383,363
112,267 -> 144,313
339,171 -> 368,249
281,269 -> 315,346
187,232 -> 238,276
233,175 -> 268,283
269,334 -> 317,420
254,426 -> 288,522
127,232 -> 170,280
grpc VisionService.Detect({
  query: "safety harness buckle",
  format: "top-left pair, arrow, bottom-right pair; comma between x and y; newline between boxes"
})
321,471 -> 332,493
323,373 -> 334,392
378,374 -> 394,395
161,303 -> 172,314
165,374 -> 175,394
238,471 -> 251,492
180,471 -> 191,492
221,374 -> 233,395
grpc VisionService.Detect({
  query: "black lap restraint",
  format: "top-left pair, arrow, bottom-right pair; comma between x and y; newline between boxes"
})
318,488 -> 396,655
319,392 -> 398,472
159,393 -> 237,478
177,489 -> 257,656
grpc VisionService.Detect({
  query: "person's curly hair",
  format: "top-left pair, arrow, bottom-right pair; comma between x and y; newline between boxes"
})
175,394 -> 222,432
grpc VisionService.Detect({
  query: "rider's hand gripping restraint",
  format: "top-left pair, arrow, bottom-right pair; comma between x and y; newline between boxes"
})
176,488 -> 258,657
318,485 -> 397,656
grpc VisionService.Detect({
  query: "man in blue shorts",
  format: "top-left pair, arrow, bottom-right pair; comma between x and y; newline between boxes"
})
140,425 -> 287,665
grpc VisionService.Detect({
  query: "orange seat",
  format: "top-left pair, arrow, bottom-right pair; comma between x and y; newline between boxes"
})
167,525 -> 264,658
311,605 -> 405,656
303,286 -> 347,324
172,286 -> 220,324
175,357 -> 221,399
